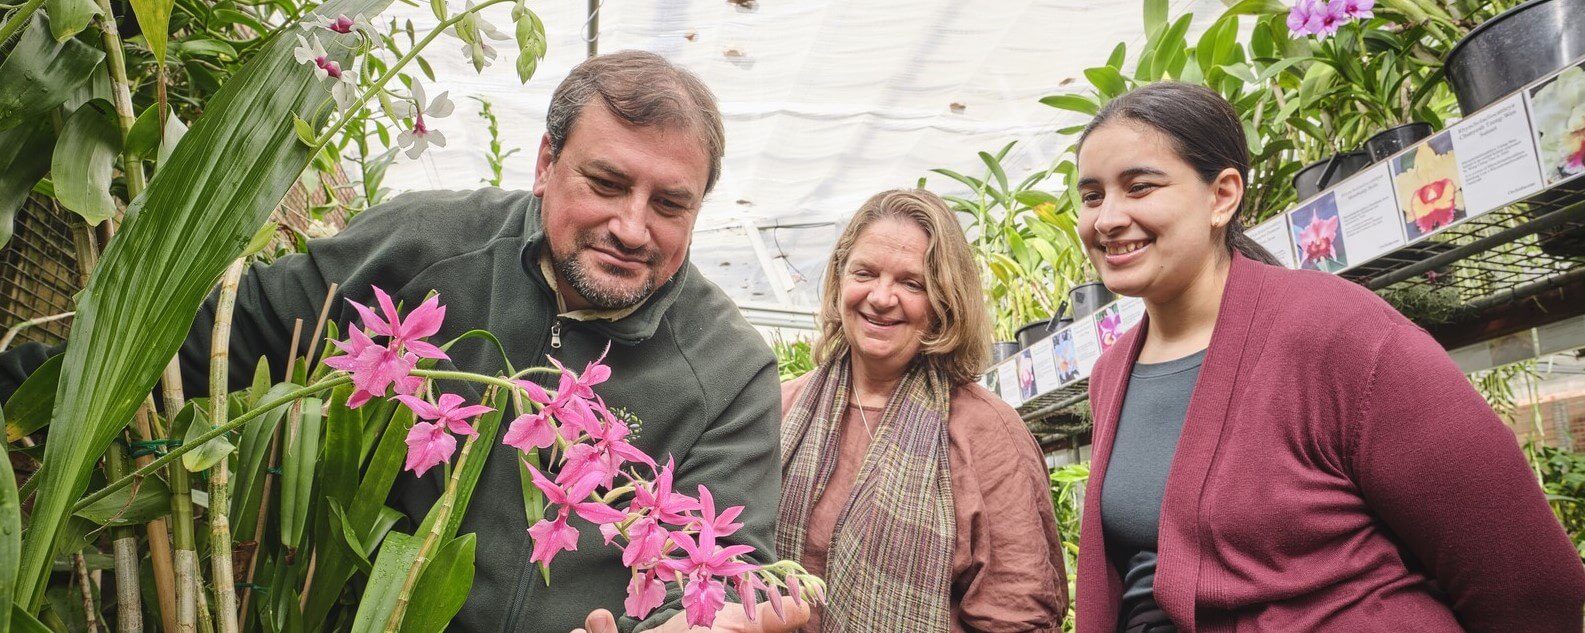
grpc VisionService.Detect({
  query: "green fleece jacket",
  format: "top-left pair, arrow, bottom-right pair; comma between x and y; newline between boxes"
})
2,188 -> 782,632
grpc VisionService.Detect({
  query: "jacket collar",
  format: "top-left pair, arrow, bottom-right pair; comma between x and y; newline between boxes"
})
517,195 -> 691,345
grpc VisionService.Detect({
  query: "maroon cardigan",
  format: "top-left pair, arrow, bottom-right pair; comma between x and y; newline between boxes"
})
1077,253 -> 1585,632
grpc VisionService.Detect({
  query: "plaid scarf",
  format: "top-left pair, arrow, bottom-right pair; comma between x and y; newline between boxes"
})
777,356 -> 956,632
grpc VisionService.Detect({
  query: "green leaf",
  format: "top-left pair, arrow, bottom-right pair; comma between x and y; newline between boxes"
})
242,222 -> 279,258
74,477 -> 172,526
281,398 -> 323,551
437,391 -> 505,541
416,56 -> 436,82
1083,66 -> 1127,99
178,39 -> 239,61
231,382 -> 297,540
301,384 -> 367,629
1298,61 -> 1338,107
1221,0 -> 1286,15
1106,42 -> 1126,70
44,0 -> 100,41
350,531 -> 419,633
1220,63 -> 1258,84
52,99 -> 120,226
430,0 -> 447,20
977,151 -> 1009,195
3,353 -> 61,444
212,8 -> 267,34
0,15 -> 104,133
398,535 -> 475,633
1143,0 -> 1167,36
0,120 -> 55,248
328,500 -> 374,574
9,604 -> 49,633
0,439 -> 18,633
1037,94 -> 1098,116
16,3 -> 390,605
128,0 -> 175,62
293,114 -> 317,146
178,402 -> 235,472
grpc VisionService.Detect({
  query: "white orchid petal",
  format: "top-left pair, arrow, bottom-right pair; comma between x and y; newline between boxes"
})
389,100 -> 417,119
405,136 -> 428,159
427,92 -> 454,118
411,80 -> 428,112
427,129 -> 447,148
396,129 -> 415,147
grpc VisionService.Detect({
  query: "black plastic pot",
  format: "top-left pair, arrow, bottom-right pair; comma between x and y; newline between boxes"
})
1068,282 -> 1115,319
1293,151 -> 1371,200
1365,122 -> 1434,163
991,341 -> 1021,364
1445,0 -> 1585,116
1016,320 -> 1050,350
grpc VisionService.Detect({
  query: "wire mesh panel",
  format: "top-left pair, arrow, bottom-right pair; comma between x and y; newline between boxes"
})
0,196 -> 80,347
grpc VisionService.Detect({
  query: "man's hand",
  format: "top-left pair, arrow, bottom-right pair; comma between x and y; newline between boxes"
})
573,598 -> 811,633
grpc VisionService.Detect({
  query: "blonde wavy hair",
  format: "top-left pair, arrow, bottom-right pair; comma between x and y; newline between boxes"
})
814,189 -> 992,386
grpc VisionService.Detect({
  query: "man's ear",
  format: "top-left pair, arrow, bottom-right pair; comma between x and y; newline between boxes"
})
1209,167 -> 1243,229
532,133 -> 554,197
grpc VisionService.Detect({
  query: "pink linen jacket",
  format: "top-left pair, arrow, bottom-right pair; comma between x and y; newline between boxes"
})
1077,253 -> 1585,632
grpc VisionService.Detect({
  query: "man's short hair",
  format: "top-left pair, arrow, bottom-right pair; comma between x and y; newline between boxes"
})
545,50 -> 726,195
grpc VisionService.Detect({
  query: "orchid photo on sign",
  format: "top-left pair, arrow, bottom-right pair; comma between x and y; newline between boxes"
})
1529,61 -> 1585,187
1053,329 -> 1080,384
1094,304 -> 1124,353
1392,132 -> 1468,240
1290,193 -> 1350,273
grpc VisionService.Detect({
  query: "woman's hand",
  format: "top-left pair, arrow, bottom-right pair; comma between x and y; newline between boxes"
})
573,599 -> 811,633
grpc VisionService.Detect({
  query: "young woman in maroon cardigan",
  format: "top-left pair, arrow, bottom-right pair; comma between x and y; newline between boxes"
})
1072,82 -> 1585,633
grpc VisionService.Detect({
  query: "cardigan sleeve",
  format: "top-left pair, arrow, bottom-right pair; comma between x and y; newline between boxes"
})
1351,323 -> 1585,631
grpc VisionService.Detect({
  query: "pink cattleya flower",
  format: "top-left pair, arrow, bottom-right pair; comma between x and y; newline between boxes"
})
1097,313 -> 1123,350
690,486 -> 745,539
1298,211 -> 1341,266
324,327 -> 420,408
625,569 -> 668,619
548,344 -> 613,401
503,410 -> 558,452
1567,142 -> 1585,172
348,287 -> 448,360
395,393 -> 492,437
1335,0 -> 1373,19
660,486 -> 761,628
404,421 -> 455,476
617,516 -> 671,567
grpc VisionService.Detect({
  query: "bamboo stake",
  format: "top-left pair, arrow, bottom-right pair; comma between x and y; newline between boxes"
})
91,0 -> 147,199
161,359 -> 200,633
239,318 -> 302,630
72,552 -> 100,633
104,437 -> 143,633
133,401 -> 179,633
208,259 -> 247,633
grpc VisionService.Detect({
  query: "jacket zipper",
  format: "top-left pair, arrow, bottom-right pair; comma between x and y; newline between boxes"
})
500,317 -> 559,632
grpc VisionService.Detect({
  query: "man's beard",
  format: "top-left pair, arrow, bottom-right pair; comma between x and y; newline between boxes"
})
552,232 -> 660,310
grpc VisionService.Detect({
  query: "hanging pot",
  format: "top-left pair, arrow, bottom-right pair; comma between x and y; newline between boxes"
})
1293,151 -> 1372,200
1365,122 -> 1434,163
1068,282 -> 1115,319
1444,0 -> 1585,116
1016,319 -> 1051,350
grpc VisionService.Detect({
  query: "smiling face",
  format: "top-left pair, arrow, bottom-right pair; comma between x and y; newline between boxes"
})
1075,121 -> 1241,305
533,101 -> 711,310
839,218 -> 933,378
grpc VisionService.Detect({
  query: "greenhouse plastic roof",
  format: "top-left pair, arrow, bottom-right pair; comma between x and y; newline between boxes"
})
381,0 -> 1232,324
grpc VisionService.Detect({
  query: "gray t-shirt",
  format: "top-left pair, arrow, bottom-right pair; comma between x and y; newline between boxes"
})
1100,349 -> 1205,632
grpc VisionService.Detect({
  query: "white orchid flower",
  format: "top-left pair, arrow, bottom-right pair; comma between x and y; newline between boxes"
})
395,80 -> 455,159
301,13 -> 371,35
452,1 -> 510,71
294,34 -> 359,111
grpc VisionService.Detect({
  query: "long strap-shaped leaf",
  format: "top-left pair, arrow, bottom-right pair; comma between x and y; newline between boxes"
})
17,0 -> 393,609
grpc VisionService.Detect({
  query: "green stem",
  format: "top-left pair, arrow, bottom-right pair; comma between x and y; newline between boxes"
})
381,429 -> 483,632
0,0 -> 43,44
92,0 -> 147,201
310,0 -> 515,147
72,377 -> 352,513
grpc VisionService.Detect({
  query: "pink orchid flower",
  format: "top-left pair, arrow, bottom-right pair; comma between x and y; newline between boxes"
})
659,486 -> 761,628
617,516 -> 671,567
734,573 -> 770,622
1298,211 -> 1340,266
347,287 -> 448,360
625,569 -> 669,619
525,463 -> 627,564
635,459 -> 699,526
323,327 -> 421,408
689,486 -> 746,539
395,393 -> 493,437
1316,0 -> 1349,36
502,409 -> 558,452
1336,0 -> 1373,20
404,421 -> 455,476
1286,0 -> 1321,35
548,344 -> 614,401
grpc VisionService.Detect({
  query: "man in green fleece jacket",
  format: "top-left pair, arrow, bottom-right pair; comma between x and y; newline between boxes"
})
0,51 -> 799,632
